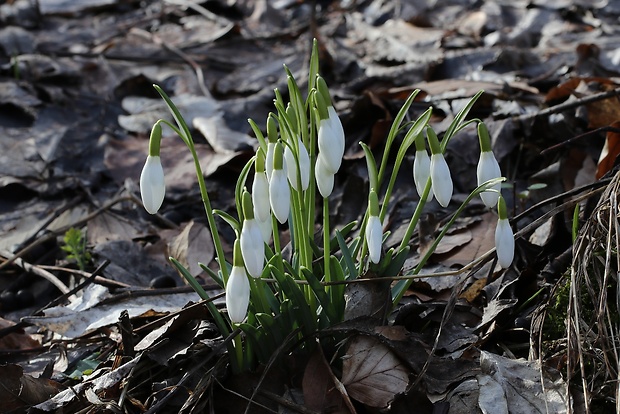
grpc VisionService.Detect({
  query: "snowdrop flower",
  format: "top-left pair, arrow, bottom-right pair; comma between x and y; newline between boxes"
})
140,123 -> 165,214
365,190 -> 383,264
240,191 -> 265,278
477,123 -> 502,208
412,133 -> 433,201
226,240 -> 250,324
495,196 -> 514,268
427,128 -> 453,207
284,136 -> 310,191
316,76 -> 345,174
252,148 -> 271,222
315,155 -> 335,198
269,142 -> 290,224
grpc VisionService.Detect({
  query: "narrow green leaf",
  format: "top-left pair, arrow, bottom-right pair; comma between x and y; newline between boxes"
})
170,257 -> 230,337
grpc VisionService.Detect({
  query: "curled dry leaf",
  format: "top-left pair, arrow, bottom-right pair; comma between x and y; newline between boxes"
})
341,335 -> 409,409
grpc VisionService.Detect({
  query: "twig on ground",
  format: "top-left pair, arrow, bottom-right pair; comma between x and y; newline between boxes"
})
0,249 -> 74,298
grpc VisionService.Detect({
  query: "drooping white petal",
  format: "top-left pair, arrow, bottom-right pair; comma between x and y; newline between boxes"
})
495,218 -> 514,268
269,169 -> 290,224
257,215 -> 272,243
283,138 -> 311,191
413,149 -> 433,201
240,219 -> 265,278
315,156 -> 335,198
252,172 -> 271,222
477,151 -> 502,208
317,107 -> 345,174
430,153 -> 453,208
140,155 -> 165,214
365,215 -> 383,264
226,266 -> 250,323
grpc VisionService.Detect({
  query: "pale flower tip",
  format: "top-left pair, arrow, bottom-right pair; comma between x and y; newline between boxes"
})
139,155 -> 165,214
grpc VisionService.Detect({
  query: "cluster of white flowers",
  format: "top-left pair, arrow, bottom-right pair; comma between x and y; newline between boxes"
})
408,123 -> 514,269
138,88 -> 515,327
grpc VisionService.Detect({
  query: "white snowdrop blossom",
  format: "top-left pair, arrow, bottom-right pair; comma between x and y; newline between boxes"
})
477,151 -> 502,208
226,265 -> 250,323
495,196 -> 514,268
284,137 -> 310,191
315,155 -> 335,198
140,155 -> 165,214
430,153 -> 453,207
252,172 -> 270,222
366,215 -> 383,264
240,218 -> 264,278
317,106 -> 345,174
413,149 -> 433,201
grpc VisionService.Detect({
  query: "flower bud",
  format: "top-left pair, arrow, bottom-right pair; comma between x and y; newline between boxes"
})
365,190 -> 382,264
495,196 -> 514,268
139,155 -> 165,214
477,151 -> 502,208
269,142 -> 290,224
317,107 -> 345,174
226,240 -> 250,323
252,148 -> 271,222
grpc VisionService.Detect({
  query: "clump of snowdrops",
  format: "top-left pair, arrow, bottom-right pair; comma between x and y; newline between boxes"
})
138,40 -> 513,371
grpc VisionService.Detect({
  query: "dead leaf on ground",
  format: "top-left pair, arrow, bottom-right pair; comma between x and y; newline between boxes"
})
0,364 -> 64,412
0,317 -> 40,350
596,121 -> 620,179
302,348 -> 356,414
477,351 -> 569,414
167,220 -> 214,278
341,335 -> 409,409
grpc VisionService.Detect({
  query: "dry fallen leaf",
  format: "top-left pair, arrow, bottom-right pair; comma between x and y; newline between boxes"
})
596,121 -> 620,179
341,335 -> 409,409
302,348 -> 356,414
0,364 -> 64,412
0,318 -> 40,350
167,220 -> 214,278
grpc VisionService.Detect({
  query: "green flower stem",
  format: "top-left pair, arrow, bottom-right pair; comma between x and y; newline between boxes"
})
392,177 -> 505,307
153,85 -> 230,282
323,197 -> 332,298
305,101 -> 317,240
397,178 -> 431,254
232,330 -> 244,373
440,91 -> 483,151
